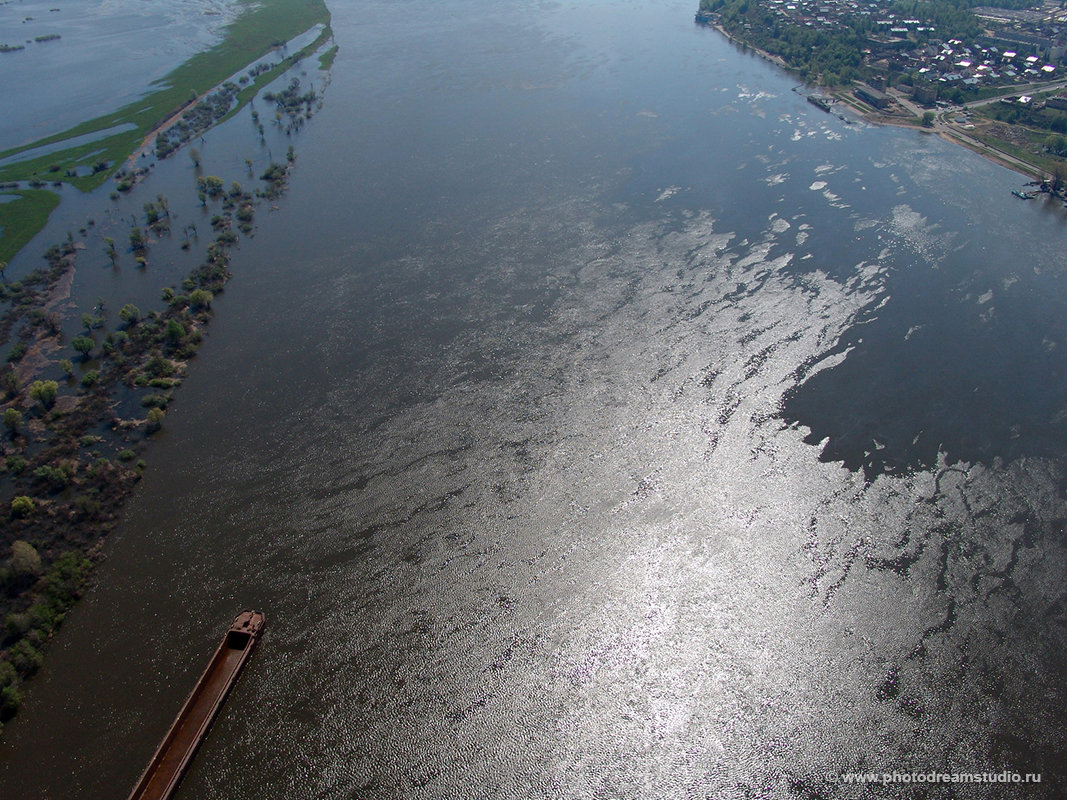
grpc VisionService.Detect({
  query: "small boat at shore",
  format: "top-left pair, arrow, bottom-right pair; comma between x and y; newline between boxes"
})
1012,190 -> 1034,199
126,610 -> 265,800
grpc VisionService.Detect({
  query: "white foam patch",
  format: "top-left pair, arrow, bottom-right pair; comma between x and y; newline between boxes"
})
738,87 -> 777,102
888,203 -> 956,266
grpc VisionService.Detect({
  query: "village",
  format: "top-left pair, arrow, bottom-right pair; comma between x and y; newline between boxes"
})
698,0 -> 1067,188
698,0 -> 1067,103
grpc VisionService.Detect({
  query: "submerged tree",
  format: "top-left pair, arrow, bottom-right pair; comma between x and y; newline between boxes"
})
28,379 -> 58,410
119,303 -> 141,325
189,289 -> 213,310
2,407 -> 22,435
146,407 -> 165,433
71,336 -> 93,359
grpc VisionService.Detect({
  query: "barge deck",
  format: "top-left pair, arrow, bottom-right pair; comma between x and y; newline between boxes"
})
126,610 -> 265,800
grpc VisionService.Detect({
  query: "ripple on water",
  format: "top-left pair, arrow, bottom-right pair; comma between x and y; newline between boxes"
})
203,200 -> 1067,797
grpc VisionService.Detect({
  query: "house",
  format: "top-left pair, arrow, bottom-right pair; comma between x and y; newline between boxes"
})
854,83 -> 892,108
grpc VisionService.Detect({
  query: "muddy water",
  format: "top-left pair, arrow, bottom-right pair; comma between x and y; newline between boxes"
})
2,0 -> 1067,797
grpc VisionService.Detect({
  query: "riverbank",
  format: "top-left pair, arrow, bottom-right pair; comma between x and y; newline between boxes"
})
700,18 -> 1063,186
0,0 -> 333,737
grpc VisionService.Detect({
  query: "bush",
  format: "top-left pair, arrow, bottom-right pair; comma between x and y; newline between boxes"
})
119,303 -> 140,324
26,552 -> 89,631
33,464 -> 71,490
5,341 -> 27,363
71,335 -> 93,358
0,678 -> 20,721
73,493 -> 101,519
28,380 -> 58,409
10,496 -> 34,517
9,640 -> 43,677
144,356 -> 176,378
198,175 -> 224,197
5,612 -> 31,638
117,449 -> 135,462
9,541 -> 42,578
146,407 -> 165,433
3,407 -> 22,432
189,289 -> 213,309
165,320 -> 186,345
0,662 -> 16,691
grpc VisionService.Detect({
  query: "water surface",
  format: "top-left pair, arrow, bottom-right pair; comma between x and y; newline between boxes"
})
1,1 -> 1066,798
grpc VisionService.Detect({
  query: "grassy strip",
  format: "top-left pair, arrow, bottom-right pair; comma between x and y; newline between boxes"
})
833,92 -> 871,114
0,190 -> 62,264
0,0 -> 330,264
220,25 -> 333,127
966,126 -> 1062,177
319,45 -> 339,70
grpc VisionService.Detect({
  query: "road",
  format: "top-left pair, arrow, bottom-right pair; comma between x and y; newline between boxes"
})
882,80 -> 1067,180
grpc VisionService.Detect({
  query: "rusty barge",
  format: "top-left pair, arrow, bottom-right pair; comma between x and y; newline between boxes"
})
126,610 -> 265,800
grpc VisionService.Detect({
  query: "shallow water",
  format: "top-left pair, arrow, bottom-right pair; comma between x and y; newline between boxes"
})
0,0 -> 241,150
1,0 -> 1066,797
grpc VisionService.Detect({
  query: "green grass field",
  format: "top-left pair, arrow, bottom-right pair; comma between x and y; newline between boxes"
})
0,190 -> 63,264
0,0 -> 331,264
967,124 -> 1065,178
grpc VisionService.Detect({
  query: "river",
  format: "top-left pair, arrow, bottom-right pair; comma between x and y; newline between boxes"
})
2,0 -> 1066,797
